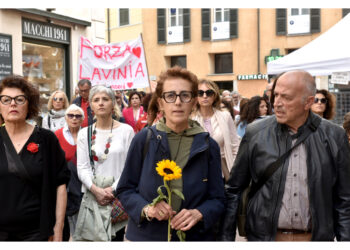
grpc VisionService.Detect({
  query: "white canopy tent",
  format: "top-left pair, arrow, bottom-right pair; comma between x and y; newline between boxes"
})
267,13 -> 350,76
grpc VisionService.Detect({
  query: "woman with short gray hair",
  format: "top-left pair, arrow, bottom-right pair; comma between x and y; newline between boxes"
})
54,104 -> 85,239
75,85 -> 134,241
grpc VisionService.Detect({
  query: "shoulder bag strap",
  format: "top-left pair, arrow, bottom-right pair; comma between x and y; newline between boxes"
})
142,127 -> 152,162
87,124 -> 95,176
249,115 -> 321,198
0,126 -> 34,183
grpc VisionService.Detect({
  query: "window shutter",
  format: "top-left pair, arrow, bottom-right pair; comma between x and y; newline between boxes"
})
343,9 -> 350,17
183,9 -> 191,42
157,9 -> 166,44
276,9 -> 286,35
201,9 -> 211,41
310,9 -> 320,33
229,9 -> 238,38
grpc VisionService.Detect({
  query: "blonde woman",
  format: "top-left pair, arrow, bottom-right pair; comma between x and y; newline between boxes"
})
192,79 -> 240,182
42,90 -> 69,132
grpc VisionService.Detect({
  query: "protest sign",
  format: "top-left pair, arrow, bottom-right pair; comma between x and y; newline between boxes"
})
78,35 -> 149,90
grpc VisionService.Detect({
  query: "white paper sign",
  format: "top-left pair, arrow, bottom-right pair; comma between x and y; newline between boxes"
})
331,72 -> 350,85
78,35 -> 149,90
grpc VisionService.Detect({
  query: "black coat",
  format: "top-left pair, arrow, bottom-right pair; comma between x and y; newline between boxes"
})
220,112 -> 350,241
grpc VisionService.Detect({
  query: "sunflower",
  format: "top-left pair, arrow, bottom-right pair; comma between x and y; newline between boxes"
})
156,159 -> 182,181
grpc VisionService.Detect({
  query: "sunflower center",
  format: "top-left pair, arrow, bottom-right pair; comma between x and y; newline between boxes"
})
163,168 -> 174,175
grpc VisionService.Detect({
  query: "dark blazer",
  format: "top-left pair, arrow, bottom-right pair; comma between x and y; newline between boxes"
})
116,126 -> 225,241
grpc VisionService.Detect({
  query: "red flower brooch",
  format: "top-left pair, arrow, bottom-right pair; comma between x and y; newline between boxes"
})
27,142 -> 39,153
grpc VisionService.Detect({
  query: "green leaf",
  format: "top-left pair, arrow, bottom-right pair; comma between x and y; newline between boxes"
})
172,189 -> 185,200
157,186 -> 165,196
176,230 -> 186,241
150,195 -> 163,206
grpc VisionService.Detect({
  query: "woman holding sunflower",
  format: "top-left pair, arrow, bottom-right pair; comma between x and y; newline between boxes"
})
116,66 -> 225,241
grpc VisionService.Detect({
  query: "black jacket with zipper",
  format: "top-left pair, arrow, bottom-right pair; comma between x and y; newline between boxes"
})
220,112 -> 350,241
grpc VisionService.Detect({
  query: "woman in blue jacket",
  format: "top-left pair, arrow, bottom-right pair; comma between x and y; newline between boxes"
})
116,66 -> 225,241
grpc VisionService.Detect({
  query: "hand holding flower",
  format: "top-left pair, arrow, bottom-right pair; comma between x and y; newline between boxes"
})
146,201 -> 176,221
152,159 -> 185,241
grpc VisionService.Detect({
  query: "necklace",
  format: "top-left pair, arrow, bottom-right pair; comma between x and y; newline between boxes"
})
91,120 -> 113,163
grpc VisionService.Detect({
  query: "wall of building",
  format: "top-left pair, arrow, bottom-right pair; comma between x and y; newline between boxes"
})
141,8 -> 345,98
106,8 -> 143,43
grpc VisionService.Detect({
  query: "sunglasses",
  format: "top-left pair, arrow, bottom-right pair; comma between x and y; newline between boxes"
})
314,97 -> 327,104
53,97 -> 64,102
67,114 -> 83,119
198,90 -> 215,97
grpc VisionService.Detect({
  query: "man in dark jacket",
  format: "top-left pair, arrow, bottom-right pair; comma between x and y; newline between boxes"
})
220,70 -> 350,241
72,79 -> 93,127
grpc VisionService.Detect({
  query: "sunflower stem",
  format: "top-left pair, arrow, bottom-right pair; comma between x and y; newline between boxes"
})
164,179 -> 172,242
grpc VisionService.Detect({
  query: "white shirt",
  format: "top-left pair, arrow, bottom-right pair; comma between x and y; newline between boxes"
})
77,123 -> 135,192
62,125 -> 75,145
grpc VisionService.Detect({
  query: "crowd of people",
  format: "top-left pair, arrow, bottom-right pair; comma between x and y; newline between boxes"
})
0,66 -> 350,242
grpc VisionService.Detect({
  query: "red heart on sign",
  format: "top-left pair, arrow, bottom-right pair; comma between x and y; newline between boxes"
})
127,82 -> 133,88
132,47 -> 141,58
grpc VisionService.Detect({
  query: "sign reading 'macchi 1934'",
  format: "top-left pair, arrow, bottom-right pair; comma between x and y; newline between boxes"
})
237,74 -> 268,80
22,18 -> 70,44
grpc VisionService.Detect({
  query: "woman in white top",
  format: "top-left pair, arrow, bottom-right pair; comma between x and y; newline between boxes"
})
42,90 -> 69,132
192,79 -> 240,182
77,86 -> 134,241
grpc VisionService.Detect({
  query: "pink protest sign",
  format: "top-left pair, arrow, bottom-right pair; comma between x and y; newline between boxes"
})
78,35 -> 149,90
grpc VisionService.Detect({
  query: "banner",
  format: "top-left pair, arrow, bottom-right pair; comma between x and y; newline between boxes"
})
78,35 -> 149,90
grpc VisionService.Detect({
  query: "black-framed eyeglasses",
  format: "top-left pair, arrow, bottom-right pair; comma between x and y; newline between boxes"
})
314,97 -> 327,104
0,95 -> 27,105
162,91 -> 194,103
198,89 -> 215,97
67,114 -> 83,119
53,97 -> 64,102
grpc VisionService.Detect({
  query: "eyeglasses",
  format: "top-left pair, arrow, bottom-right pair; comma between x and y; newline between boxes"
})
53,97 -> 64,102
314,97 -> 327,104
79,89 -> 90,93
162,91 -> 193,103
0,95 -> 27,105
67,114 -> 83,119
198,90 -> 215,97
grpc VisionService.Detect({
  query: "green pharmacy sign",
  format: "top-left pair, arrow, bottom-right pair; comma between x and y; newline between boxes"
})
265,49 -> 284,64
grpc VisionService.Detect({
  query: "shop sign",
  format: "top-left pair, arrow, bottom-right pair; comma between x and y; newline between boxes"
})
265,49 -> 284,64
331,72 -> 350,85
78,35 -> 149,90
0,33 -> 12,81
22,18 -> 70,44
237,74 -> 268,80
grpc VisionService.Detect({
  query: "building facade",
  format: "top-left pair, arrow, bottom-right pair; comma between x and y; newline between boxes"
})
106,8 -> 350,123
0,8 -> 105,113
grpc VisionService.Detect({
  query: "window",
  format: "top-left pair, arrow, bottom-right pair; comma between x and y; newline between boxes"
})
214,8 -> 229,22
167,8 -> 184,43
158,8 -> 190,44
212,8 -> 231,40
22,42 -> 66,113
169,8 -> 183,27
119,9 -> 129,26
215,81 -> 233,91
170,56 -> 186,68
287,8 -> 310,34
215,53 -> 233,74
